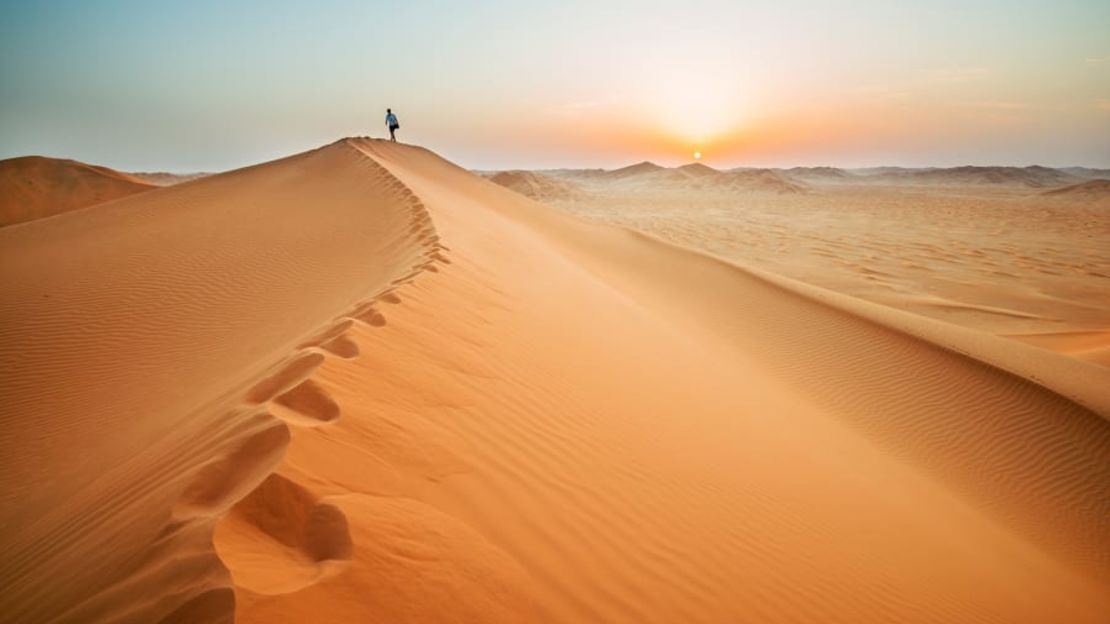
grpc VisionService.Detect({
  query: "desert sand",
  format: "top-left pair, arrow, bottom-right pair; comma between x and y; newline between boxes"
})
0,156 -> 157,227
518,164 -> 1110,367
2,139 -> 1109,623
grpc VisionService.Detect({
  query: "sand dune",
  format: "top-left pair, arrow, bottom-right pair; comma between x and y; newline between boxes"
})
0,141 -> 440,623
779,166 -> 853,184
675,162 -> 718,177
0,156 -> 156,226
489,170 -> 582,201
724,168 -> 808,193
662,164 -> 809,193
1044,178 -> 1110,194
1061,166 -> 1110,180
855,165 -> 1080,188
130,171 -> 211,187
544,161 -> 807,194
1043,178 -> 1110,205
604,160 -> 664,179
2,139 -> 1109,623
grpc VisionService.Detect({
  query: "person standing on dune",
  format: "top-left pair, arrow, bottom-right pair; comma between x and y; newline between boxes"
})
386,108 -> 400,142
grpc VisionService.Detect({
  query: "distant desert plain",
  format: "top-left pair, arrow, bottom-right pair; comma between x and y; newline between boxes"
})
1,142 -> 1109,623
488,162 -> 1110,365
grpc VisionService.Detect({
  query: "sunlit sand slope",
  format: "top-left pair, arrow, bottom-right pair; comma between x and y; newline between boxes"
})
226,139 -> 1110,623
1,139 -> 1107,624
0,141 -> 440,623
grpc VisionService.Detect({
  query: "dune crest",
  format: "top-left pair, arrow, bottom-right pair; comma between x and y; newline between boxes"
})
0,140 -> 444,623
489,170 -> 582,201
2,139 -> 1108,623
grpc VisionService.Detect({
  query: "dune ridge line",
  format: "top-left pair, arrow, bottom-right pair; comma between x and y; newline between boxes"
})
0,139 -> 448,623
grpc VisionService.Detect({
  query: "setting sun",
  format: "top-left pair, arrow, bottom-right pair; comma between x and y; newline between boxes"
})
693,151 -> 702,160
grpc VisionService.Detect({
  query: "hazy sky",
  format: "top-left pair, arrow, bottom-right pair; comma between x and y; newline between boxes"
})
1,0 -> 1108,171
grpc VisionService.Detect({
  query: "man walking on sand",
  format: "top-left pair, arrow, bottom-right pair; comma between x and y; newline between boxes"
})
386,108 -> 399,142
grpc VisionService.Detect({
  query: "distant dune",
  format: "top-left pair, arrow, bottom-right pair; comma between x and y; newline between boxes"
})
780,166 -> 853,183
489,170 -> 582,201
551,160 -> 807,194
519,163 -> 1100,192
0,155 -> 155,226
603,160 -> 665,179
661,164 -> 807,193
856,165 -> 1080,187
130,171 -> 211,186
1043,178 -> 1110,200
2,139 -> 1108,623
1061,167 -> 1110,180
725,168 -> 808,193
674,162 -> 718,178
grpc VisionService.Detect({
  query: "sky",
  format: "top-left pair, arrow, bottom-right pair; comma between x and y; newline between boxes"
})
1,0 -> 1108,171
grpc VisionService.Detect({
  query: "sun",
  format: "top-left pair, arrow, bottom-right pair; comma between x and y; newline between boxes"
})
693,151 -> 702,160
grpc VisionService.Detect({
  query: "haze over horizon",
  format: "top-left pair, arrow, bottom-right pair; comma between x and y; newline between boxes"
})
2,0 -> 1108,172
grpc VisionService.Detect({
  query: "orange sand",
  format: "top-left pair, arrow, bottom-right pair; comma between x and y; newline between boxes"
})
2,140 -> 1108,623
0,156 -> 156,226
529,166 -> 1110,365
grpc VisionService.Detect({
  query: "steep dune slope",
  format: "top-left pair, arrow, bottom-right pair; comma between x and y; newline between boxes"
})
0,141 -> 442,623
2,139 -> 1108,624
223,139 -> 1109,623
0,156 -> 156,226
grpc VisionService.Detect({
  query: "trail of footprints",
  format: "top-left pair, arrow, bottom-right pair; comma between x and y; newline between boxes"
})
171,149 -> 451,592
